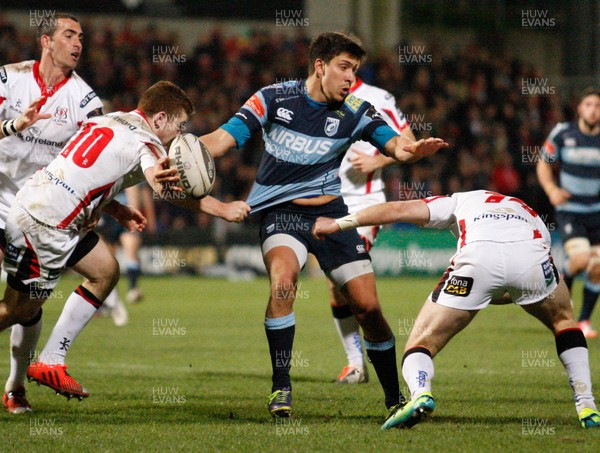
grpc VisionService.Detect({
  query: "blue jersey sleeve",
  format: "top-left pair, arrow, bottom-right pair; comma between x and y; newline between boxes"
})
220,117 -> 252,149
353,105 -> 398,152
219,89 -> 269,148
541,122 -> 568,163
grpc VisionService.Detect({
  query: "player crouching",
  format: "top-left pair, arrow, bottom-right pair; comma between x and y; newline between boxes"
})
313,190 -> 600,429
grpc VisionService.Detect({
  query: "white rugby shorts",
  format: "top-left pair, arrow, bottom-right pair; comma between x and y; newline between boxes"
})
430,241 -> 558,310
3,202 -> 82,290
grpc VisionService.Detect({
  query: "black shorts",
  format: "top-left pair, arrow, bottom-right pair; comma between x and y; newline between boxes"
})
258,198 -> 371,272
66,231 -> 100,267
556,211 -> 600,245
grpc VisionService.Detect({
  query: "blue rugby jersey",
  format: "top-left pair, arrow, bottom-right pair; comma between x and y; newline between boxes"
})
542,121 -> 600,213
220,80 -> 397,212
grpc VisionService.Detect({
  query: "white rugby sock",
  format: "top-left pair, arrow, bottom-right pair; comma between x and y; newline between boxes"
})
333,316 -> 364,367
402,349 -> 434,399
559,347 -> 597,413
5,315 -> 42,392
40,286 -> 102,365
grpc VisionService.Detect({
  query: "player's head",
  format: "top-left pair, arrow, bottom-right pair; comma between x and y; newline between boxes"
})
37,13 -> 82,72
308,32 -> 365,103
577,87 -> 600,130
138,81 -> 195,145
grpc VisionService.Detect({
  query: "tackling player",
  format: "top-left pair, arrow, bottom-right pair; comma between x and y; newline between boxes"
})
0,13 -> 103,414
199,32 -> 448,422
0,80 -> 192,398
537,88 -> 600,338
332,77 -> 415,384
1,80 -> 251,410
313,190 -> 600,429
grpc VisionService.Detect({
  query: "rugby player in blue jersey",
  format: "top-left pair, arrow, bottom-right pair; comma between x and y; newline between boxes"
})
537,88 -> 600,339
199,32 -> 448,422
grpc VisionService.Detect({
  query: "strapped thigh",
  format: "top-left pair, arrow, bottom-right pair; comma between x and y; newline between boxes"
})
262,233 -> 308,268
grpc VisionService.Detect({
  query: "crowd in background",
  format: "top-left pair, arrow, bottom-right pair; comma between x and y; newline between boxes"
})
0,14 -> 581,234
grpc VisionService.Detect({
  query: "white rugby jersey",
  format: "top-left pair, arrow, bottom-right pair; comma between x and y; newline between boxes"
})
424,190 -> 550,250
16,110 -> 165,230
339,78 -> 408,197
0,60 -> 103,228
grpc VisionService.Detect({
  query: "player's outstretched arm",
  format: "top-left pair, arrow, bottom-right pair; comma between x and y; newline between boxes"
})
383,134 -> 449,163
1,97 -> 51,138
200,129 -> 237,158
312,199 -> 430,239
144,156 -> 250,219
199,196 -> 251,222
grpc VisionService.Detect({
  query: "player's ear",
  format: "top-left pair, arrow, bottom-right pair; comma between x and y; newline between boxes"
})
40,35 -> 51,50
152,111 -> 168,130
314,59 -> 324,78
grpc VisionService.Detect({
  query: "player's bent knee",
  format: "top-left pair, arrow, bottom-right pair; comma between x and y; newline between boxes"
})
565,238 -> 591,271
86,264 -> 119,297
271,281 -> 298,303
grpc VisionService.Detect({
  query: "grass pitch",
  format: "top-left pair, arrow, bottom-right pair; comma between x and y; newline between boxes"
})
2,276 -> 599,452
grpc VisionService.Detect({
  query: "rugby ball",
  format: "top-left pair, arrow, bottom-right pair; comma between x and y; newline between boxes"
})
168,133 -> 215,199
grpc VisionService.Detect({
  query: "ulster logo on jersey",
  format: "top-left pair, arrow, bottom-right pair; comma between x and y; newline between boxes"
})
55,107 -> 68,120
52,106 -> 69,126
53,106 -> 69,126
324,117 -> 340,137
564,137 -> 576,147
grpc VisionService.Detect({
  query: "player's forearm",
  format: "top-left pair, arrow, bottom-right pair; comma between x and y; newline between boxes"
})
358,203 -> 402,226
337,200 -> 430,230
386,125 -> 417,164
125,185 -> 141,211
335,203 -> 401,231
102,199 -> 124,217
200,129 -> 236,158
390,135 -> 420,163
141,186 -> 157,228
198,195 -> 226,217
401,124 -> 417,142
536,160 -> 559,196
375,153 -> 400,169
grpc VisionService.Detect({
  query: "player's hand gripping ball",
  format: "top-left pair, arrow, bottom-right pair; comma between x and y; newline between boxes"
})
168,133 -> 215,199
